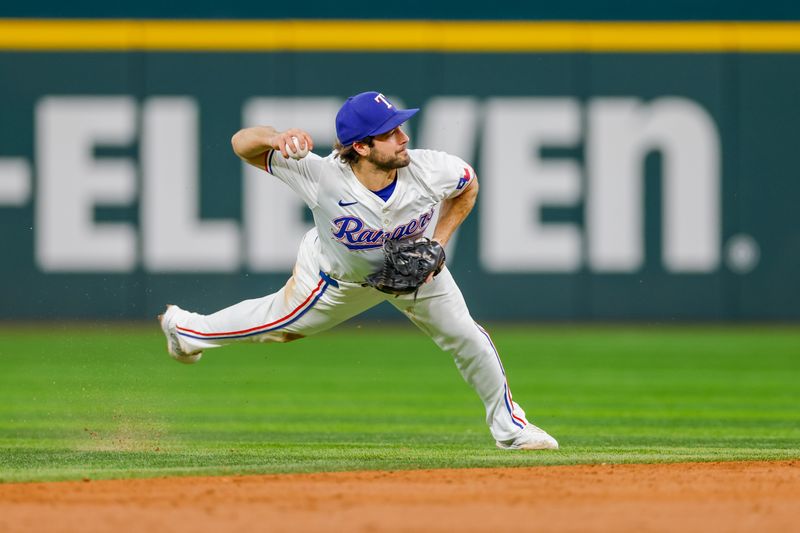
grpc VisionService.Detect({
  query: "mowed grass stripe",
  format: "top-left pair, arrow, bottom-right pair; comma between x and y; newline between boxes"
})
0,325 -> 798,482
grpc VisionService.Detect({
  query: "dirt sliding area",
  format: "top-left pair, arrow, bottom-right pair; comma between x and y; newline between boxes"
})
2,461 -> 798,533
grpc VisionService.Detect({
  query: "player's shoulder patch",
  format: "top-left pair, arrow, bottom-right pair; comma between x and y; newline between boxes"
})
456,164 -> 475,191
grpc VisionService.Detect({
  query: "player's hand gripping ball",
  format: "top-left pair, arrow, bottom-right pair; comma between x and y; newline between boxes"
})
286,136 -> 310,160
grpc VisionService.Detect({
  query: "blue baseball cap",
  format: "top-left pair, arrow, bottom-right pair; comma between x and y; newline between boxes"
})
336,91 -> 419,146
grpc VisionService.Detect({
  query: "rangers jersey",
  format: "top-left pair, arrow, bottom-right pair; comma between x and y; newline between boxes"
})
264,148 -> 475,282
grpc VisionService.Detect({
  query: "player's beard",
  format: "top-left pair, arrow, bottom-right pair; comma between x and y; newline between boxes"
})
366,148 -> 410,171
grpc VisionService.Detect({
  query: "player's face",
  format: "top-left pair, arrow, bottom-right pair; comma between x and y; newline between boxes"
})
366,126 -> 411,170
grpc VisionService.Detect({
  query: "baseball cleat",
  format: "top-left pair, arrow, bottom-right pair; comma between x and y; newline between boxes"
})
158,304 -> 203,364
495,424 -> 559,450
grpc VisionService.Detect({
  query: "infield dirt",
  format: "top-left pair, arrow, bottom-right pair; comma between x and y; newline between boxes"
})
1,461 -> 797,532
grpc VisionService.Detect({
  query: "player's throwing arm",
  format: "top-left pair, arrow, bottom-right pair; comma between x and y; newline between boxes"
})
232,126 -> 314,166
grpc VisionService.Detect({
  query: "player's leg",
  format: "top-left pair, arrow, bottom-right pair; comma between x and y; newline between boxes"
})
160,229 -> 384,359
387,267 -> 557,449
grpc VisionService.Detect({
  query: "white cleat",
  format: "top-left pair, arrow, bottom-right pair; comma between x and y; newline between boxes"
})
496,424 -> 559,450
158,304 -> 203,364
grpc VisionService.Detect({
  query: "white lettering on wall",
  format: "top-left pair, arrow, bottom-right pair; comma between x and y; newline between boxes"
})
587,97 -> 720,272
0,158 -> 31,205
141,97 -> 240,272
25,94 -> 723,276
35,97 -> 137,272
480,98 -> 582,272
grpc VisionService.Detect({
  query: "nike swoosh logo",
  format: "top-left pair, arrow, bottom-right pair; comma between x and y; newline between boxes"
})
338,200 -> 359,207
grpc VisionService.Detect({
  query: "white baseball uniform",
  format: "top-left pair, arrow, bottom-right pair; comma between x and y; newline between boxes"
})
167,148 -> 532,442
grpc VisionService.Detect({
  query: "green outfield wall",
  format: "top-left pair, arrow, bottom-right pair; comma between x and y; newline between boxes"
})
0,21 -> 798,320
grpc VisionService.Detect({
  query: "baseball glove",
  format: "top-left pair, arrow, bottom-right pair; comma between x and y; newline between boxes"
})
365,237 -> 446,295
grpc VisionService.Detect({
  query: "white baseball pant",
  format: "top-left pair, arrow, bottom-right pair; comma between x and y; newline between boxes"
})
169,229 -> 531,442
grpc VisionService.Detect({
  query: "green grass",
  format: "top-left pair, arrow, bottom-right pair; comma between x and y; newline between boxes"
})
0,323 -> 798,482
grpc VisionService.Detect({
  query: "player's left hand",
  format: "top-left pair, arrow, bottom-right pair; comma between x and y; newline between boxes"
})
365,238 -> 446,295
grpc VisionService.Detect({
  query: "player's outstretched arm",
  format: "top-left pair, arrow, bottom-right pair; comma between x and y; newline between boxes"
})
231,126 -> 314,168
432,178 -> 479,248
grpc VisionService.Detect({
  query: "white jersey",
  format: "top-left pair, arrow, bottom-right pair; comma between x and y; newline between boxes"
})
263,148 -> 475,282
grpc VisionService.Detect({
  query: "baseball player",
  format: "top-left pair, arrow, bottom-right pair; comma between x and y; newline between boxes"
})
159,91 -> 558,450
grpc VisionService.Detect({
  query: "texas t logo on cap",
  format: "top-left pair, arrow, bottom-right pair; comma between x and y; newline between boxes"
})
373,93 -> 393,109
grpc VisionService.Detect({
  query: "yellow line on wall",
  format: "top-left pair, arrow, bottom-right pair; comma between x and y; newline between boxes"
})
1,20 -> 800,52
